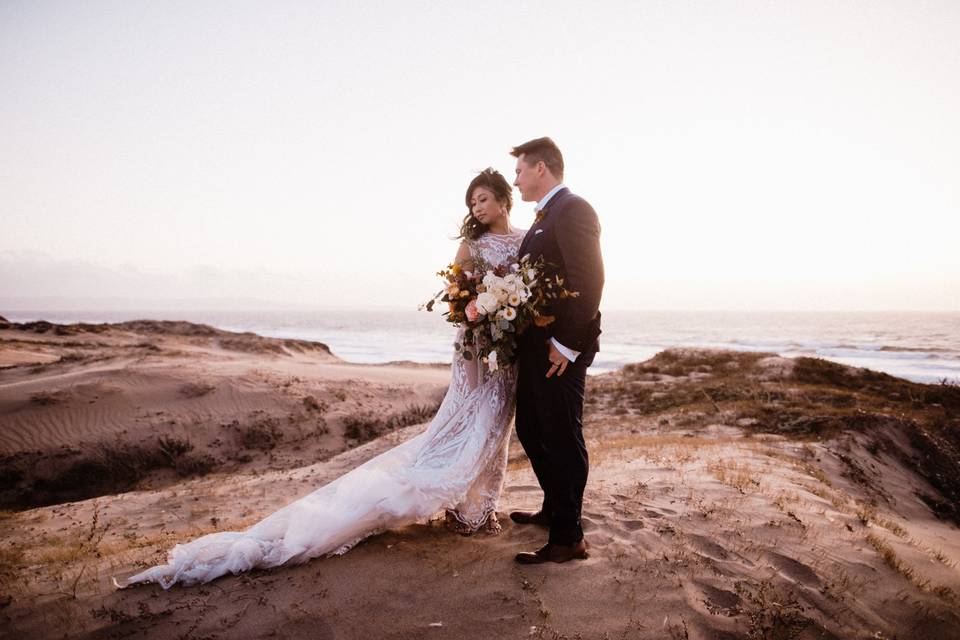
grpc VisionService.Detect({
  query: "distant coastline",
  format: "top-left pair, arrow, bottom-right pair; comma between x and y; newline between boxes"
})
3,309 -> 959,384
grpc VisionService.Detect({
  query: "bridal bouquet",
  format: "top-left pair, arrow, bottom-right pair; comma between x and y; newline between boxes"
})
422,254 -> 577,373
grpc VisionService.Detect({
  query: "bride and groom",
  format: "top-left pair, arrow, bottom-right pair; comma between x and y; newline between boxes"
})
126,137 -> 604,588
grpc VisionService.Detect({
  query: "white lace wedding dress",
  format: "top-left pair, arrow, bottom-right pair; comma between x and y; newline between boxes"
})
126,229 -> 527,588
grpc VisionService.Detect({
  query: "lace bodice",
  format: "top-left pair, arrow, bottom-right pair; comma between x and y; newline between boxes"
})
466,229 -> 527,271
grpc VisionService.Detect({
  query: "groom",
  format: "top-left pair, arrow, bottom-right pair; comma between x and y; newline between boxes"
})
510,137 -> 604,564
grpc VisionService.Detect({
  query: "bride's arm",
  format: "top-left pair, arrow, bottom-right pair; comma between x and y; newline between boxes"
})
454,240 -> 474,271
452,240 -> 481,388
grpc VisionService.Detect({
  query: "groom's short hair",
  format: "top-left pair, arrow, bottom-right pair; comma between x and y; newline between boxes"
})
510,137 -> 564,181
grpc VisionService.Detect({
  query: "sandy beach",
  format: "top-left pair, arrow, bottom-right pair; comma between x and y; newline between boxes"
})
1,318 -> 959,639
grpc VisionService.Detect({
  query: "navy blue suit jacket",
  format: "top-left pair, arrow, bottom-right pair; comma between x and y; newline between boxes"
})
518,187 -> 604,365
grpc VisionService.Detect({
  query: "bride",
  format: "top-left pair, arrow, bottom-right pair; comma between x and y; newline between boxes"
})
125,168 -> 527,588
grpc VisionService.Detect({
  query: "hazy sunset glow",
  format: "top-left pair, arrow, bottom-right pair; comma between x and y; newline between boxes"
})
2,1 -> 958,311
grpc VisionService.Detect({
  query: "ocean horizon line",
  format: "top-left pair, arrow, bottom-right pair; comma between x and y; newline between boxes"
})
3,306 -> 960,316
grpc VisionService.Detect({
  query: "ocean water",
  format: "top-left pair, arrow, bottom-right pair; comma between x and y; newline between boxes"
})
5,310 -> 959,384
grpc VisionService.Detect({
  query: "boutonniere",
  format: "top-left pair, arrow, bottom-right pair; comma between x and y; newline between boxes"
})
534,208 -> 546,224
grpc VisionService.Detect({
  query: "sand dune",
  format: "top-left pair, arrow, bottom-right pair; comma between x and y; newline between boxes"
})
0,320 -> 448,510
1,322 -> 959,639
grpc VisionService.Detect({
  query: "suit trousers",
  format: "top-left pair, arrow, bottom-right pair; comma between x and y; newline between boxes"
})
515,338 -> 589,545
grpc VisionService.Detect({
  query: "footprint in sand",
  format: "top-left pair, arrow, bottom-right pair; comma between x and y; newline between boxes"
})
581,514 -> 608,533
622,519 -> 645,531
766,551 -> 822,588
645,504 -> 678,516
583,509 -> 608,520
686,534 -> 731,561
693,581 -> 742,616
580,515 -> 621,547
584,513 -> 646,541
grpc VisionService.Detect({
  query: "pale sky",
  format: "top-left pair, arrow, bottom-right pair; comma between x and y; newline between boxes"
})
2,1 -> 958,311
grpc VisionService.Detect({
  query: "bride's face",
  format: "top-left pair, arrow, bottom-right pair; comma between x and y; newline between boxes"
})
470,186 -> 506,226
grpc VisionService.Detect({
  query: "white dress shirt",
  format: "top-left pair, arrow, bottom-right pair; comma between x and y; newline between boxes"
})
534,183 -> 566,213
534,184 -> 582,364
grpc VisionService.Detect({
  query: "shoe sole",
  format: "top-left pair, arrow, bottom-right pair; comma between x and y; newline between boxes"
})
514,551 -> 589,565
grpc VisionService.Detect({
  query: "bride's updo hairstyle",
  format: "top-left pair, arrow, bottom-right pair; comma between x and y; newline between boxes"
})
458,168 -> 513,241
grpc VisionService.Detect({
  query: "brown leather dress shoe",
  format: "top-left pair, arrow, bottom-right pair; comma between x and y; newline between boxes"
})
509,510 -> 551,527
515,539 -> 589,565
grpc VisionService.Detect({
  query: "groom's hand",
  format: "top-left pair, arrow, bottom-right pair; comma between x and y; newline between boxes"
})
546,340 -> 570,378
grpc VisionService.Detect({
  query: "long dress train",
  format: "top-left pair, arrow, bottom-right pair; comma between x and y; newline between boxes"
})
126,230 -> 526,588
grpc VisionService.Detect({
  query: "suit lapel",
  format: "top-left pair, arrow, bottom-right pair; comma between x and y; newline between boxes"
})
520,187 -> 570,256
519,223 -> 536,257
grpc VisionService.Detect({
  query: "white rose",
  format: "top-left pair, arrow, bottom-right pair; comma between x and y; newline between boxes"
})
475,291 -> 499,315
483,271 -> 497,287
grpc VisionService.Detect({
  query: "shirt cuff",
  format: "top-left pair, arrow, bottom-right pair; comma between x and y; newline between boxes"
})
550,338 -> 581,363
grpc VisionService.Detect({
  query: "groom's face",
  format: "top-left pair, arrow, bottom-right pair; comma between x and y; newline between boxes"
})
513,155 -> 541,202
